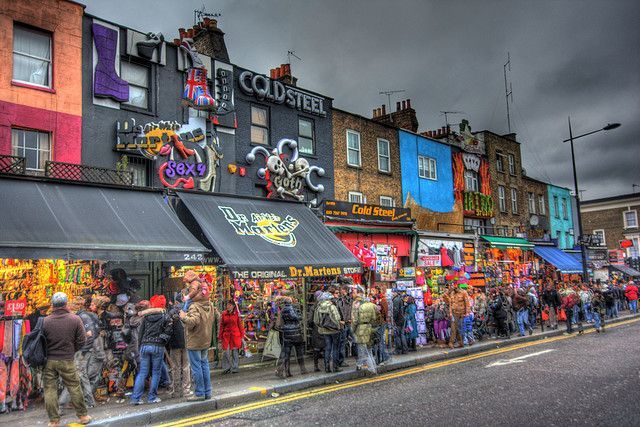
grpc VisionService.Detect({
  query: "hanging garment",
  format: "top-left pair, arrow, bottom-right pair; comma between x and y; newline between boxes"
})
8,358 -> 19,402
2,322 -> 13,357
12,320 -> 22,359
0,323 -> 4,356
0,358 -> 7,405
440,246 -> 454,267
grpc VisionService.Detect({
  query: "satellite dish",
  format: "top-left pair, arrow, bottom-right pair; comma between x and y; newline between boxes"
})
530,215 -> 539,226
490,217 -> 497,225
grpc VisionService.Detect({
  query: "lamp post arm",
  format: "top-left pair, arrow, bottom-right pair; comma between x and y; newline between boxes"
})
562,127 -> 604,143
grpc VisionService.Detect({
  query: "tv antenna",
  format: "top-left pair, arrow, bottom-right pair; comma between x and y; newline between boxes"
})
440,111 -> 464,128
379,89 -> 405,115
194,5 -> 221,26
287,50 -> 302,65
503,52 -> 514,133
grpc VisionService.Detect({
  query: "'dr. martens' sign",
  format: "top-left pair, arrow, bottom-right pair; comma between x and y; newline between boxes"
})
323,200 -> 412,224
230,265 -> 362,280
238,70 -> 327,117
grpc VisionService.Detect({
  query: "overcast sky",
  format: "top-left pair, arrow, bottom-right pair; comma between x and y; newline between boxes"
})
84,0 -> 640,200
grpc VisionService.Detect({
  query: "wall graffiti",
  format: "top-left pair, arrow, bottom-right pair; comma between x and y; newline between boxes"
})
245,139 -> 325,201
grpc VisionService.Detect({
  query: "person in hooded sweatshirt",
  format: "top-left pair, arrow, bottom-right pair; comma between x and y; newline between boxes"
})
130,295 -> 173,405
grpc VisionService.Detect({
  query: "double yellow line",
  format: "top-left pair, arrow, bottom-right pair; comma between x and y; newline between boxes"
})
157,317 -> 639,427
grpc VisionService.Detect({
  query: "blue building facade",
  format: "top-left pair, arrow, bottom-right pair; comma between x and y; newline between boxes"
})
548,184 -> 575,249
399,130 -> 455,213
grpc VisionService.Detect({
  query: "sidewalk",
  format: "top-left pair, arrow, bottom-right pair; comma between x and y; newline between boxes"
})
6,313 -> 638,427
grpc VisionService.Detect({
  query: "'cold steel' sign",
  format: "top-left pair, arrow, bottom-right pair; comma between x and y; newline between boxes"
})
323,200 -> 413,225
238,70 -> 327,117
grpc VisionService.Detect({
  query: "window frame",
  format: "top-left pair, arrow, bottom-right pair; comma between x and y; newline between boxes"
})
120,59 -> 151,111
348,191 -> 364,204
496,153 -> 505,173
346,129 -> 362,167
528,192 -> 536,214
11,127 -> 52,172
498,186 -> 507,212
297,116 -> 315,155
379,196 -> 395,207
561,198 -> 569,220
377,138 -> 391,173
593,229 -> 606,245
553,195 -> 559,219
250,104 -> 270,146
510,188 -> 518,214
508,153 -> 516,175
623,210 -> 638,229
418,156 -> 437,180
464,170 -> 479,192
12,23 -> 53,90
538,195 -> 546,216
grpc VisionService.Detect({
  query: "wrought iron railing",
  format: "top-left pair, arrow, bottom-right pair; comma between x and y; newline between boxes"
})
45,161 -> 134,186
0,154 -> 26,175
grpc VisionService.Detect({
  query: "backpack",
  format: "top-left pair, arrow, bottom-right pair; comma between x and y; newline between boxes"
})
319,311 -> 340,332
22,318 -> 47,367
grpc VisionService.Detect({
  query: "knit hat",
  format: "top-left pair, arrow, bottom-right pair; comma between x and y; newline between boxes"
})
150,295 -> 166,309
320,292 -> 333,301
135,300 -> 150,311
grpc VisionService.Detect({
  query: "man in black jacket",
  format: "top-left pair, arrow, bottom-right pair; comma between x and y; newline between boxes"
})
167,300 -> 191,398
130,295 -> 173,405
542,281 -> 561,330
335,286 -> 353,367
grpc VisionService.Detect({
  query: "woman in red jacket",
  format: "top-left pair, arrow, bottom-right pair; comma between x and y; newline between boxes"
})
218,300 -> 244,374
625,281 -> 638,314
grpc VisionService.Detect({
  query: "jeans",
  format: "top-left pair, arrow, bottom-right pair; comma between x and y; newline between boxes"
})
188,349 -> 212,398
516,309 -> 530,336
44,359 -> 88,422
394,325 -> 408,353
463,314 -> 474,344
160,360 -> 170,386
323,333 -> 340,369
131,344 -> 164,403
573,306 -> 583,332
582,303 -> 593,322
593,311 -> 603,330
373,325 -> 389,363
629,300 -> 638,314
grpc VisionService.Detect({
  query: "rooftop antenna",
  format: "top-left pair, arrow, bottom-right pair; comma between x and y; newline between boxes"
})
379,90 -> 406,118
440,111 -> 465,128
194,5 -> 221,26
503,52 -> 514,133
287,50 -> 302,65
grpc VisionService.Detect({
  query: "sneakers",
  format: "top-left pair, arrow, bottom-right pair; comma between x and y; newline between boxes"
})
131,400 -> 142,406
187,395 -> 205,402
78,415 -> 93,425
148,398 -> 162,404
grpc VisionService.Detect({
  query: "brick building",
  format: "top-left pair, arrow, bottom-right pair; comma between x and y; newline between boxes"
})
482,131 -> 526,235
331,108 -> 402,206
522,176 -> 550,240
582,193 -> 640,258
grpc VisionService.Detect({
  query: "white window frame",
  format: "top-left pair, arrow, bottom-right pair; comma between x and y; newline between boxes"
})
511,188 -> 518,214
624,210 -> 638,229
379,196 -> 394,207
121,61 -> 150,109
464,170 -> 479,192
593,229 -> 606,245
346,130 -> 361,167
539,195 -> 546,215
498,186 -> 506,212
348,191 -> 364,204
528,192 -> 536,214
418,156 -> 437,180
12,24 -> 52,88
496,154 -> 505,172
250,104 -> 269,145
377,138 -> 391,173
11,128 -> 51,172
508,154 -> 516,175
298,117 -> 315,155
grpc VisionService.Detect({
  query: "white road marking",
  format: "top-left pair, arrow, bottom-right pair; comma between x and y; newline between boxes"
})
486,349 -> 556,367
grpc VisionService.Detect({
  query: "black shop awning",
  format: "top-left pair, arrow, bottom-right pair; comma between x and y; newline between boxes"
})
176,192 -> 362,278
610,264 -> 640,278
0,177 -> 208,261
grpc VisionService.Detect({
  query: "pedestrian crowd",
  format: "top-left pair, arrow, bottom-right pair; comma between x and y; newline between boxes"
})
34,271 -> 639,427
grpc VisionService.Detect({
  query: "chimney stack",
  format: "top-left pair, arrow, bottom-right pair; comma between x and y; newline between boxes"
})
402,100 -> 407,110
372,98 -> 419,133
406,99 -> 411,108
381,104 -> 386,115
396,101 -> 401,112
186,18 -> 229,62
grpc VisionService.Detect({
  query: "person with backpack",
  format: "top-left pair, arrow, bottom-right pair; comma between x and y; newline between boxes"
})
579,285 -> 593,323
313,292 -> 342,373
352,291 -> 379,374
274,297 -> 307,378
39,292 -> 92,427
130,295 -> 173,405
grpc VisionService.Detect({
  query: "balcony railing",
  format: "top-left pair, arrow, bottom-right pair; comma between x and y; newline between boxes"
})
44,161 -> 134,186
0,155 -> 26,175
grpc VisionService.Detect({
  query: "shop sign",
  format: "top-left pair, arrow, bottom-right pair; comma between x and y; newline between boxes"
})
230,264 -> 362,280
5,299 -> 27,317
469,272 -> 486,287
323,200 -> 412,224
608,250 -> 625,266
399,267 -> 416,277
218,206 -> 299,248
419,255 -> 441,267
238,70 -> 327,117
417,239 -> 466,268
587,247 -> 609,269
463,242 -> 475,267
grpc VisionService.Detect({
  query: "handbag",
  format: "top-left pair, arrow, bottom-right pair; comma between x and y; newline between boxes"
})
558,308 -> 567,322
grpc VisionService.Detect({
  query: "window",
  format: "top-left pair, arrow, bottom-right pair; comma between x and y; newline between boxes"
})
13,24 -> 52,88
379,196 -> 394,207
624,210 -> 638,228
511,188 -> 518,214
556,231 -> 562,244
251,105 -> 269,145
377,138 -> 390,173
508,154 -> 516,175
539,195 -> 546,215
418,156 -> 437,180
121,61 -> 149,109
561,198 -> 568,220
498,186 -> 506,212
11,128 -> 51,172
565,234 -> 572,249
464,218 -> 485,234
348,191 -> 364,203
528,192 -> 536,214
464,170 -> 479,192
496,154 -> 505,172
553,196 -> 559,218
298,118 -> 314,155
127,156 -> 152,187
346,130 -> 361,167
593,229 -> 606,245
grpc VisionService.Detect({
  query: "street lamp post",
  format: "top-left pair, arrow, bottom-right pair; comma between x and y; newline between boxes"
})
563,118 -> 621,281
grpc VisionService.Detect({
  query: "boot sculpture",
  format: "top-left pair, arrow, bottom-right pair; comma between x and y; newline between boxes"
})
179,40 -> 216,111
92,23 -> 129,102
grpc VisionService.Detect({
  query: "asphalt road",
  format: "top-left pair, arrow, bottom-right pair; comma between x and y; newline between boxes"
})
186,320 -> 640,427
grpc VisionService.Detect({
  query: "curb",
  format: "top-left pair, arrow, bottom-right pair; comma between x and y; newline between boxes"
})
93,314 -> 638,426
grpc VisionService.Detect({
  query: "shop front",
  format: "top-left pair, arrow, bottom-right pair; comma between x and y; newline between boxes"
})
532,243 -> 584,282
479,235 -> 534,287
608,250 -> 640,280
174,192 -> 362,355
321,200 -> 415,291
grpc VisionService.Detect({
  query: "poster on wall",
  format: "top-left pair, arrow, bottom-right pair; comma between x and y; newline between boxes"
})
417,239 -> 466,268
374,244 -> 398,282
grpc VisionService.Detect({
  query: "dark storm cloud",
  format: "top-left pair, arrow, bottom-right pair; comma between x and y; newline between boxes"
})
83,0 -> 640,200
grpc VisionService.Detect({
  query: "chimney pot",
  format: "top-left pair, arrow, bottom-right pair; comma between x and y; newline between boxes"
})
203,17 -> 211,26
407,99 -> 411,109
373,109 -> 377,118
210,19 -> 218,28
381,104 -> 386,115
396,101 -> 401,112
187,28 -> 194,38
173,38 -> 181,45
283,63 -> 291,76
402,100 -> 407,110
270,68 -> 276,79
447,125 -> 451,134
